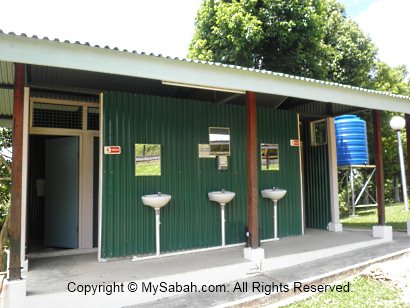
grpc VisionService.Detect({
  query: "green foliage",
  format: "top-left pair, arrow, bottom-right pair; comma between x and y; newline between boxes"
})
189,0 -> 377,86
371,61 -> 410,96
189,0 -> 263,67
135,144 -> 161,157
359,109 -> 405,203
363,63 -> 410,202
321,0 -> 378,87
0,128 -> 12,230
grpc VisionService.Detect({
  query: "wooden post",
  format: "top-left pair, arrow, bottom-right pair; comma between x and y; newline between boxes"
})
405,114 -> 410,188
372,110 -> 385,226
9,63 -> 25,280
246,91 -> 259,248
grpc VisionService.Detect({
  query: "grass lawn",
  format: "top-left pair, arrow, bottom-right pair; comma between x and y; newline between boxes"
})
340,203 -> 410,230
286,276 -> 405,308
135,161 -> 161,176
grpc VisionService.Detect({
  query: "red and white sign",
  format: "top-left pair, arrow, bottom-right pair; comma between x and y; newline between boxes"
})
290,139 -> 300,147
104,146 -> 121,155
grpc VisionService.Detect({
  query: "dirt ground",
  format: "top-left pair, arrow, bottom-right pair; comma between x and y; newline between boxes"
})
363,256 -> 410,304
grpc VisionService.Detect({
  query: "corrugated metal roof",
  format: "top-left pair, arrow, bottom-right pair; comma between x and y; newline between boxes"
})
0,60 -> 14,116
0,88 -> 13,116
0,60 -> 14,84
1,29 -> 409,102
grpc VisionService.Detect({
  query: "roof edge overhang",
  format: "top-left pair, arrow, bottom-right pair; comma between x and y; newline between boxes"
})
1,32 -> 410,113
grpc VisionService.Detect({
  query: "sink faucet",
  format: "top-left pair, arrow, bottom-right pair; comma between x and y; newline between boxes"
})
222,188 -> 225,193
272,186 -> 276,190
158,192 -> 162,196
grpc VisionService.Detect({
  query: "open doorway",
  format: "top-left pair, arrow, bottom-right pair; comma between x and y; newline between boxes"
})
27,134 -> 99,253
27,135 -> 79,251
25,96 -> 100,257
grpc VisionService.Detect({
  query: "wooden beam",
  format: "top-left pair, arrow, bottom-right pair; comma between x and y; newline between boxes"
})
372,110 -> 385,225
9,63 -> 24,280
406,114 -> 410,187
246,91 -> 259,248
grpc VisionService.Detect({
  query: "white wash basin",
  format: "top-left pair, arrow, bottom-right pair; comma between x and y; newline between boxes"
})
141,193 -> 172,209
208,190 -> 235,205
261,188 -> 287,202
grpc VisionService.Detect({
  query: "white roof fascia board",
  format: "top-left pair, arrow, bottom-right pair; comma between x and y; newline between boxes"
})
1,33 -> 409,113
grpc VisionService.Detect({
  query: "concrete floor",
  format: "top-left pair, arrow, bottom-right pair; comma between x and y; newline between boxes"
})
11,229 -> 410,307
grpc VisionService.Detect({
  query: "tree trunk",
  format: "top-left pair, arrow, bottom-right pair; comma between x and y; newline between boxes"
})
0,214 -> 10,271
363,187 -> 369,204
394,174 -> 401,203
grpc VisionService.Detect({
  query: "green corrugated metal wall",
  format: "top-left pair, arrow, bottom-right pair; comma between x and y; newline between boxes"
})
258,110 -> 302,239
301,118 -> 331,229
102,92 -> 302,258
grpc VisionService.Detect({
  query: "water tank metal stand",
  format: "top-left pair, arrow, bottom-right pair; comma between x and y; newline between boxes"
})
338,165 -> 376,216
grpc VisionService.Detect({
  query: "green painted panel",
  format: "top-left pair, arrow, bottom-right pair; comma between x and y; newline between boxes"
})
102,92 -> 302,258
301,117 -> 331,229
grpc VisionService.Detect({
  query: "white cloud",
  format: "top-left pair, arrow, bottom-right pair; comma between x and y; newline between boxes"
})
356,0 -> 410,70
0,0 -> 203,58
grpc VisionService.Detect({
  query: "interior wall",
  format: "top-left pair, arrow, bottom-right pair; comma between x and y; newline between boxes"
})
102,92 -> 302,259
27,136 -> 46,248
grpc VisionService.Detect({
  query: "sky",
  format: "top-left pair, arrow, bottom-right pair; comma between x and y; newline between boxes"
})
341,0 -> 410,69
1,0 -> 409,72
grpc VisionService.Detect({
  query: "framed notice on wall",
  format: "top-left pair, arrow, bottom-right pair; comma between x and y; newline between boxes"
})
198,144 -> 216,158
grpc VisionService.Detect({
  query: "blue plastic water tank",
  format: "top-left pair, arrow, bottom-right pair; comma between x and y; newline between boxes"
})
334,115 -> 369,166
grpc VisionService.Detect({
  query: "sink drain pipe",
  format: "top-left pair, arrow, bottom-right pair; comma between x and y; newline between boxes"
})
221,204 -> 226,246
155,209 -> 161,256
273,200 -> 279,240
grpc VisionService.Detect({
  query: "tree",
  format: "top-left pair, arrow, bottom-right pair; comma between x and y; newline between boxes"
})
189,0 -> 264,68
0,128 -> 11,228
321,0 -> 377,88
188,0 -> 377,86
0,127 -> 11,271
371,61 -> 410,96
362,62 -> 410,202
